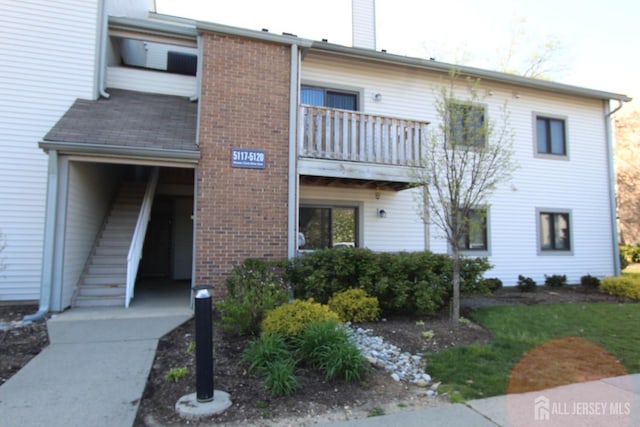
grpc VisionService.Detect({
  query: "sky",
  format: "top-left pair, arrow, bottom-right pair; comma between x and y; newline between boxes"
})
155,0 -> 640,106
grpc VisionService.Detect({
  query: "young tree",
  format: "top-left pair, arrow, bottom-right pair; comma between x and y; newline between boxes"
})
411,72 -> 517,323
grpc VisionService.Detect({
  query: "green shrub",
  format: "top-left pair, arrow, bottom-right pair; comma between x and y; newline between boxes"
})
544,274 -> 567,288
459,257 -> 494,294
328,288 -> 380,322
295,320 -> 347,366
580,274 -> 600,288
620,249 -> 631,270
242,333 -> 292,374
600,276 -> 640,300
620,245 -> 640,264
217,258 -> 289,336
286,249 -> 491,317
517,275 -> 537,292
164,367 -> 188,383
295,320 -> 368,382
318,340 -> 368,382
261,299 -> 340,337
285,248 -> 381,304
262,359 -> 298,397
480,277 -> 503,292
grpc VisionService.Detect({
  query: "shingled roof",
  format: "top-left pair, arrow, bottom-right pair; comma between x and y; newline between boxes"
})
43,89 -> 199,157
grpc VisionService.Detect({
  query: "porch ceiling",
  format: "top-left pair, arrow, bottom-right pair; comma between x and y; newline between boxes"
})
41,89 -> 199,160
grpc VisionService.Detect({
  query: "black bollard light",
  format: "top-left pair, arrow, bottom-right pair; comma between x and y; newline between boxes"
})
194,285 -> 214,402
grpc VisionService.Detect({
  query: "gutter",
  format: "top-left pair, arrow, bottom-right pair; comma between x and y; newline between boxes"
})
196,20 -> 313,49
287,44 -> 299,258
24,151 -> 59,323
308,42 -> 632,103
604,98 -> 629,276
98,0 -> 110,99
39,141 -> 200,163
189,34 -> 202,102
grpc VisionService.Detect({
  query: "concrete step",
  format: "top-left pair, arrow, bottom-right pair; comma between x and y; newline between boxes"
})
77,284 -> 125,297
87,264 -> 127,275
90,255 -> 126,265
97,239 -> 130,247
101,227 -> 135,236
82,274 -> 125,286
94,246 -> 128,256
106,215 -> 138,224
74,295 -> 126,308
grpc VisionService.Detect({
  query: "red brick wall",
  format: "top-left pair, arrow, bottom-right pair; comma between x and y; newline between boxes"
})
196,32 -> 291,299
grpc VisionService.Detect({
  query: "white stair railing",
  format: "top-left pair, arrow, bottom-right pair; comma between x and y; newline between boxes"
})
125,167 -> 159,308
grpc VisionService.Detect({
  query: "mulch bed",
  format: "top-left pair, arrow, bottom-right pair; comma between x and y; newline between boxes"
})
0,286 -> 632,426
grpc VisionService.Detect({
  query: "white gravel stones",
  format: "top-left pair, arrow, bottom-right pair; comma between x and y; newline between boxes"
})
344,324 -> 432,387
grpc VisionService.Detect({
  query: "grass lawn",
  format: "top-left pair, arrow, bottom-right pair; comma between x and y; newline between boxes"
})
427,303 -> 640,402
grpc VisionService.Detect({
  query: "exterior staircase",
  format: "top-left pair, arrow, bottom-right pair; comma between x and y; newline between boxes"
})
73,183 -> 146,307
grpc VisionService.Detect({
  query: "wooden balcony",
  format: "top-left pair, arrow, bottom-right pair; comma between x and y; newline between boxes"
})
298,105 -> 428,186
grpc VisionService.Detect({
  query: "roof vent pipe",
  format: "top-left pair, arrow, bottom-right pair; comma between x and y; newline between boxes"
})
352,0 -> 376,50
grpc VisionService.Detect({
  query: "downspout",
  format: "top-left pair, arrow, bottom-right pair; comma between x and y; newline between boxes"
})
98,0 -> 110,98
287,44 -> 299,258
190,34 -> 202,103
190,167 -> 199,309
604,99 -> 626,276
24,151 -> 59,323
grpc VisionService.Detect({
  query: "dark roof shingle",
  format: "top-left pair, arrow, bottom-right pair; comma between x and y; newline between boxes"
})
44,89 -> 198,153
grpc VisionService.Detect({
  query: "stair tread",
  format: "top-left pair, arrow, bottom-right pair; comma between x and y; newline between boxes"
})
73,181 -> 151,308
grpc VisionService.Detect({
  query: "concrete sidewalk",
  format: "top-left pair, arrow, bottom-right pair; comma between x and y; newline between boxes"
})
321,374 -> 640,427
0,305 -> 191,427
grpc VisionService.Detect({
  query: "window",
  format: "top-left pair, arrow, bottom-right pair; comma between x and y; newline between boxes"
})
167,51 -> 197,76
539,211 -> 571,251
460,209 -> 488,251
298,206 -> 358,250
449,103 -> 486,146
301,86 -> 358,111
536,116 -> 566,156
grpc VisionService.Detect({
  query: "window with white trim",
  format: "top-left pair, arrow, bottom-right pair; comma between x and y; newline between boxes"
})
298,205 -> 358,250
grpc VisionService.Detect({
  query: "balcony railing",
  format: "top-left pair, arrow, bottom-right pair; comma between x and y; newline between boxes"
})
299,105 -> 428,166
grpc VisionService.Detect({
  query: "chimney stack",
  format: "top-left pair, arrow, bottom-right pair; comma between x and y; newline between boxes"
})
352,0 -> 376,50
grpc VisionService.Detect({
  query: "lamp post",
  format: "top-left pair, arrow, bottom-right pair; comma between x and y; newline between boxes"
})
176,285 -> 232,420
194,285 -> 213,402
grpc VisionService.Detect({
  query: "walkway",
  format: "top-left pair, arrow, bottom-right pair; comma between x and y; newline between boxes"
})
321,374 -> 640,427
0,291 -> 191,427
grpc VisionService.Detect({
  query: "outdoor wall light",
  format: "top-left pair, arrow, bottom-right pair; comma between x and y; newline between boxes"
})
372,92 -> 382,101
375,185 -> 381,200
377,209 -> 387,218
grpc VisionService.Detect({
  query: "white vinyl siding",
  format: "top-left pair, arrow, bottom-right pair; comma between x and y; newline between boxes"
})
300,185 -> 425,252
0,0 -> 100,300
61,162 -> 123,309
301,52 -> 615,285
106,66 -> 197,97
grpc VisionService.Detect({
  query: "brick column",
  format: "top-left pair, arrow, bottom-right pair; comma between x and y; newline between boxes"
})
196,33 -> 291,299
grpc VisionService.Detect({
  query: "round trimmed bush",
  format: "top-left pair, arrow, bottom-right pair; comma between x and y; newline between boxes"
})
328,288 -> 380,323
261,299 -> 340,336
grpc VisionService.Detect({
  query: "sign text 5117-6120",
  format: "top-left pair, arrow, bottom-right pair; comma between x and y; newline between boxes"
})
231,148 -> 266,169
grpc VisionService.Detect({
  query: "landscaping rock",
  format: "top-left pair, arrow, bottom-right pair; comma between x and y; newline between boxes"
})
345,325 -> 430,387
